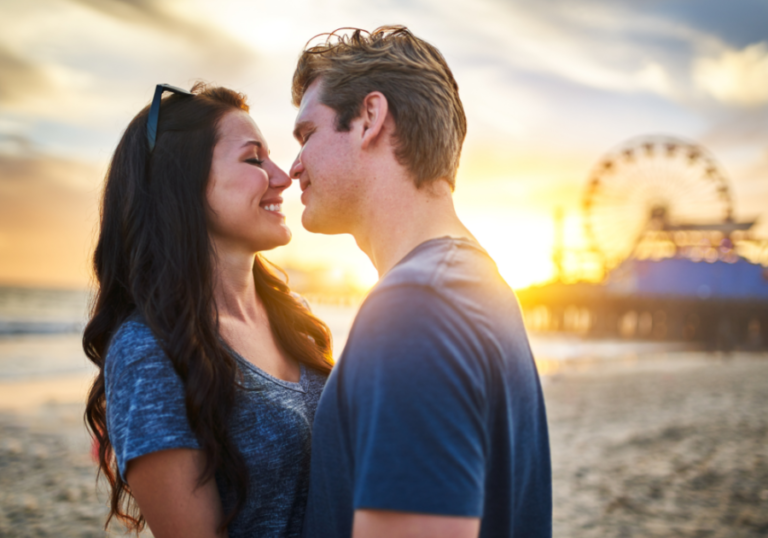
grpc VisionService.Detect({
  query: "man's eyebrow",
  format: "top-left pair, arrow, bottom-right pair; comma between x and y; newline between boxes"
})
293,121 -> 313,142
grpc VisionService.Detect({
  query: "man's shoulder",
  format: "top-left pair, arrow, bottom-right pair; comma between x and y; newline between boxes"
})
369,236 -> 516,319
357,238 -> 468,332
339,279 -> 489,397
375,236 -> 493,292
343,237 -> 503,360
344,235 -> 528,369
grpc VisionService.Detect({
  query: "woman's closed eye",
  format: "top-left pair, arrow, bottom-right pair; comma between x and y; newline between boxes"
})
246,158 -> 265,166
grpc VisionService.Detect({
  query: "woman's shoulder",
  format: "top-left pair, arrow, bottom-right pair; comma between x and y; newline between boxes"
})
105,314 -> 169,379
303,364 -> 330,398
108,313 -> 159,354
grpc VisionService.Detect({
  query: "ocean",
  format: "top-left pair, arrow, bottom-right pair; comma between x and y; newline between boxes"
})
0,287 -> 92,382
0,285 -> 695,388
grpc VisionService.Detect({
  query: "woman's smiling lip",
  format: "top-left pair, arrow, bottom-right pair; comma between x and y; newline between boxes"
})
260,196 -> 284,214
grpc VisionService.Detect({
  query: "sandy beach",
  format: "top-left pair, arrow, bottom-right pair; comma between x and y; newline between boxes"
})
1,348 -> 767,536
545,352 -> 768,537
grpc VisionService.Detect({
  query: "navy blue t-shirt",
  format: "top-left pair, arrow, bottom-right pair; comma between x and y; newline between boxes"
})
303,237 -> 552,538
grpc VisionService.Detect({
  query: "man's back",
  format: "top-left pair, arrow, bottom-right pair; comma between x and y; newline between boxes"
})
303,237 -> 552,537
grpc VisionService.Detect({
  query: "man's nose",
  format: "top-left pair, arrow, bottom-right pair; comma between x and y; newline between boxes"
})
290,155 -> 304,180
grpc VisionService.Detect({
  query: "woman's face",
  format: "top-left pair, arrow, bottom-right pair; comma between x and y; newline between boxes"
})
207,109 -> 292,253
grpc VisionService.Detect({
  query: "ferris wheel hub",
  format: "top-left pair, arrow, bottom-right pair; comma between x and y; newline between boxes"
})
582,134 -> 738,267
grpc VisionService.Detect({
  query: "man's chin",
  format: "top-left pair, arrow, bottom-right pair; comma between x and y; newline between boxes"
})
301,209 -> 344,235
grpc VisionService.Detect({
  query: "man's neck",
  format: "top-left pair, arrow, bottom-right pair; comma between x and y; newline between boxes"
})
353,178 -> 475,278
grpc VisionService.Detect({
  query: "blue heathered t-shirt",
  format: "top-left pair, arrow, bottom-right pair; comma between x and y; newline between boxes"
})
104,316 -> 327,538
303,237 -> 552,538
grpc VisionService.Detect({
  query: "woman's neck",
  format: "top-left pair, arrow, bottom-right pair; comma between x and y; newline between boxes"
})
209,241 -> 298,382
211,247 -> 261,323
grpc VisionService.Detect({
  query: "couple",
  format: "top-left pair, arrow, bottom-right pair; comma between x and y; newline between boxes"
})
83,26 -> 551,538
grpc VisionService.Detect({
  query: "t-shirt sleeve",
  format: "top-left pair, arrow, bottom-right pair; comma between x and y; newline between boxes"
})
342,285 -> 489,516
104,322 -> 200,481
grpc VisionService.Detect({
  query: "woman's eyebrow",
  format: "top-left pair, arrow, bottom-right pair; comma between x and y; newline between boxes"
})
240,140 -> 263,149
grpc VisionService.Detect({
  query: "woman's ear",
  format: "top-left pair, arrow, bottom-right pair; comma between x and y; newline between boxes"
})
359,91 -> 389,150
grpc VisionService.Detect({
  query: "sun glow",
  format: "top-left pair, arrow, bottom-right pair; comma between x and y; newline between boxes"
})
268,181 -> 568,296
462,211 -> 556,290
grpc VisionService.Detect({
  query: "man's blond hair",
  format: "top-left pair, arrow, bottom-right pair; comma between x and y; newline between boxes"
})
292,26 -> 467,190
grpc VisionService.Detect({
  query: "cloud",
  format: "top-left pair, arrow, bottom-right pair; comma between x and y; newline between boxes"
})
693,42 -> 768,106
66,0 -> 258,71
0,133 -> 35,155
741,147 -> 768,186
0,46 -> 52,105
731,148 -> 768,236
0,152 -> 101,287
408,0 -> 706,103
634,0 -> 768,50
0,145 -> 102,190
699,107 -> 768,148
0,0 -> 265,148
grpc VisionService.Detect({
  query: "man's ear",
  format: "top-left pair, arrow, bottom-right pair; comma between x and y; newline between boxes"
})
359,91 -> 389,150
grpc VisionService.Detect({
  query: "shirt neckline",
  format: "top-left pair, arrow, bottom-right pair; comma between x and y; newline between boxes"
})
391,236 -> 487,272
228,347 -> 307,393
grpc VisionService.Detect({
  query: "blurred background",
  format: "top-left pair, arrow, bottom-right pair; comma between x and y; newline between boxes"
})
0,0 -> 767,536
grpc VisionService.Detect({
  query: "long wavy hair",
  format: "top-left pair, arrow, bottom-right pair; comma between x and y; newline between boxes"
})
83,82 -> 333,532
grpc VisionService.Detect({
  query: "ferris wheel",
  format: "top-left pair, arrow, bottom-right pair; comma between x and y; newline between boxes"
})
582,135 -> 735,267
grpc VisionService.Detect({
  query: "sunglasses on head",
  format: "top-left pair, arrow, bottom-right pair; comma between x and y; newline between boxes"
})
147,84 -> 194,152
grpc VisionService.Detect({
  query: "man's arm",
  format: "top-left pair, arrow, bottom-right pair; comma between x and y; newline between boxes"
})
353,509 -> 480,538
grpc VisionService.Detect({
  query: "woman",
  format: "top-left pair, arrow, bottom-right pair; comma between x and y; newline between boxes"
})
83,83 -> 333,537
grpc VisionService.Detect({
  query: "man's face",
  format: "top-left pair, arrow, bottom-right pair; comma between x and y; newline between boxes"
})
290,79 -> 364,235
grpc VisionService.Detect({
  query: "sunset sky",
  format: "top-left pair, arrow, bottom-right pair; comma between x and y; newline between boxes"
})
1,0 -> 767,290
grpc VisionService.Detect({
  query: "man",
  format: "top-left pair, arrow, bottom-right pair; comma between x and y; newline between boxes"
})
289,26 -> 552,538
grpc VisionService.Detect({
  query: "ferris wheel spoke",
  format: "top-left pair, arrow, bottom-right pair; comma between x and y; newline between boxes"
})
582,135 -> 735,266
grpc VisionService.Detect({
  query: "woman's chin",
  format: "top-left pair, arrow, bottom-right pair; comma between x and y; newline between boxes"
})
254,228 -> 292,252
277,225 -> 292,246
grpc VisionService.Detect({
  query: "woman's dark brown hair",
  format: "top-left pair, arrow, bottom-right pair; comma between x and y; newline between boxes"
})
83,82 -> 333,532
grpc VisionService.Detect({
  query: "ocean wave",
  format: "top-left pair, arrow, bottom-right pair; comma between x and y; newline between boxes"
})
0,321 -> 84,336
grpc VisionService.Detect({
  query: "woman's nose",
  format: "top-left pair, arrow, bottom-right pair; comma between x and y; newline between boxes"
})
269,166 -> 292,190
